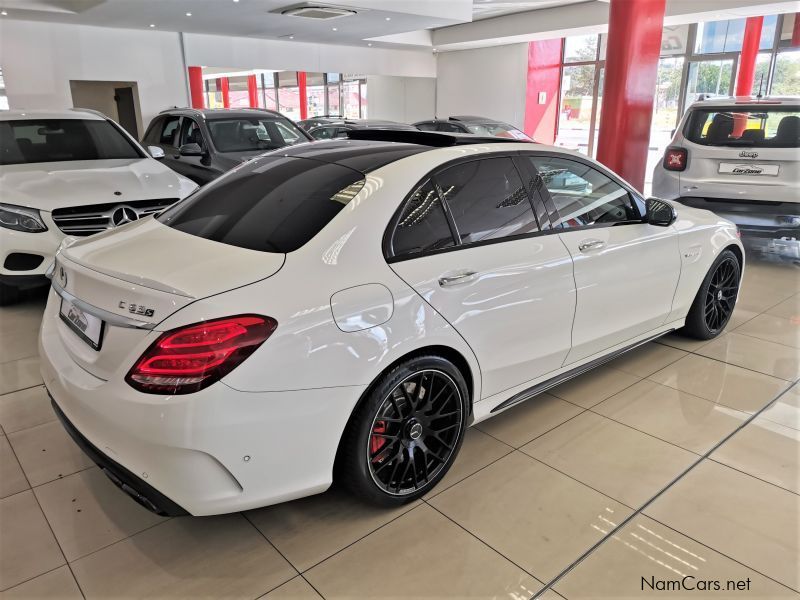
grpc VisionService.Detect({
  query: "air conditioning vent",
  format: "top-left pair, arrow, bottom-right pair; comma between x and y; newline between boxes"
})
280,5 -> 357,20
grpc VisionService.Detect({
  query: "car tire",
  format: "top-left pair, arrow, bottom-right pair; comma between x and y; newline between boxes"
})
682,248 -> 741,340
0,282 -> 20,306
338,355 -> 469,506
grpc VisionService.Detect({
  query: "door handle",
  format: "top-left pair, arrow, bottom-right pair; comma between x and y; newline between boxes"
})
578,239 -> 605,253
438,271 -> 477,287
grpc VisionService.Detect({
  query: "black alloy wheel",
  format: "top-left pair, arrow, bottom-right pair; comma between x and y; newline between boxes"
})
367,369 -> 463,496
683,248 -> 741,340
338,355 -> 468,506
704,255 -> 740,333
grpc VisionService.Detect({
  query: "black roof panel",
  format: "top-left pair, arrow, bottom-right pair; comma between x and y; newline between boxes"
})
271,139 -> 430,172
345,129 -> 528,147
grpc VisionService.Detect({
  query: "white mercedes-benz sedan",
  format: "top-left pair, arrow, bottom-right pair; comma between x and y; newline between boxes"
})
39,130 -> 743,516
0,109 -> 198,304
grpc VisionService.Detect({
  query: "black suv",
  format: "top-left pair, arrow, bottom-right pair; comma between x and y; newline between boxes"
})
307,119 -> 418,140
414,115 -> 532,141
142,108 -> 312,184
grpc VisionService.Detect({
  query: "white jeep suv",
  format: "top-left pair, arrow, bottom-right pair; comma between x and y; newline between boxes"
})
0,109 -> 198,304
652,96 -> 799,240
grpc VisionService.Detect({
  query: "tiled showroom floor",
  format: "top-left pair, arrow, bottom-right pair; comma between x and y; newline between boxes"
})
1,246 -> 798,599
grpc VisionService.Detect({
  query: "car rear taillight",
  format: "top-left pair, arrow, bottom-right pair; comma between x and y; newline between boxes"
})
663,147 -> 688,172
126,315 -> 277,395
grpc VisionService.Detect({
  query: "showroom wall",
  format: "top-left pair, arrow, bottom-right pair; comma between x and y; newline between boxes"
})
0,20 -> 188,127
435,43 -> 528,129
366,76 -> 436,123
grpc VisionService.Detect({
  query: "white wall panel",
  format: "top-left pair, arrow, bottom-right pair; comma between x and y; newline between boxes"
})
366,76 -> 436,123
435,44 -> 528,130
0,20 -> 188,129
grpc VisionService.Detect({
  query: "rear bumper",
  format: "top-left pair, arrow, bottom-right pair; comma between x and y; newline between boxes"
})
676,197 -> 800,238
39,289 -> 366,515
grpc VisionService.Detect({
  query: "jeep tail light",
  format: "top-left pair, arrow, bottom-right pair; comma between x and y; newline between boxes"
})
126,315 -> 277,395
663,147 -> 688,172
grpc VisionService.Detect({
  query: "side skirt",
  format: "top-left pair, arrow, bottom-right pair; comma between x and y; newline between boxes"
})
490,330 -> 674,414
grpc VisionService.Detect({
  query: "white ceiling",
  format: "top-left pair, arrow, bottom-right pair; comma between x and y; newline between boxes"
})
0,0 -> 589,49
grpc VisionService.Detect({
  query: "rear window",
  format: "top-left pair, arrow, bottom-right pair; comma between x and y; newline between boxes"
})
158,156 -> 365,253
0,119 -> 142,165
463,122 -> 531,141
684,107 -> 800,148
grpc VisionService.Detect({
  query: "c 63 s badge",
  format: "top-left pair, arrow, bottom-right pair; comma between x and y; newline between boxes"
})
119,301 -> 155,317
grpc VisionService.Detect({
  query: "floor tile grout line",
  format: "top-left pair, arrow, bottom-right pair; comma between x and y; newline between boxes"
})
0,415 -> 58,437
421,499 -> 547,590
63,516 -> 173,565
644,515 -> 800,595
475,406 -> 587,452
530,374 -> 800,599
655,344 -> 795,383
0,563 -> 73,595
727,325 -> 800,352
704,456 -> 800,498
0,381 -> 45,398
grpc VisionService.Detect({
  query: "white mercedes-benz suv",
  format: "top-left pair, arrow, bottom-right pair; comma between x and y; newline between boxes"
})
653,96 -> 799,239
0,109 -> 198,304
39,130 -> 743,516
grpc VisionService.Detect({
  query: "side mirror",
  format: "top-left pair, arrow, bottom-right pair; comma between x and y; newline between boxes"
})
646,198 -> 677,227
147,145 -> 165,159
179,143 -> 203,157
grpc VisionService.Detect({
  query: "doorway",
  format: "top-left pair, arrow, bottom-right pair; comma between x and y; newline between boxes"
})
69,80 -> 142,138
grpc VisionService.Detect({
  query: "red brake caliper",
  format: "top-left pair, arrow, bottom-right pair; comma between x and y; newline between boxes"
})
370,420 -> 387,462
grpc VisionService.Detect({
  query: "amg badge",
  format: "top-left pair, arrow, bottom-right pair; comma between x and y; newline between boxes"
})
119,301 -> 155,317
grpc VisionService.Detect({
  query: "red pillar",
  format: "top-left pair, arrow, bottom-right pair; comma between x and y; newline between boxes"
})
595,0 -> 666,192
218,77 -> 230,108
735,16 -> 763,97
297,71 -> 308,120
247,75 -> 259,108
523,39 -> 562,144
187,66 -> 205,109
792,13 -> 800,46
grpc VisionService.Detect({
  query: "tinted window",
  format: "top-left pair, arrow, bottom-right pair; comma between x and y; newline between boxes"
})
179,118 -> 203,147
436,158 -> 537,244
528,156 -> 640,228
159,116 -> 181,145
207,117 -> 307,152
437,122 -> 465,133
143,117 -> 163,144
415,122 -> 438,132
684,107 -> 800,148
391,180 -> 455,256
158,156 -> 365,253
311,126 -> 337,140
0,119 -> 142,165
464,122 -> 531,140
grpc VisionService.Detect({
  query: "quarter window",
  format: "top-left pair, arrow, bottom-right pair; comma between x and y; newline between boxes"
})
391,180 -> 455,256
527,156 -> 640,228
436,158 -> 538,244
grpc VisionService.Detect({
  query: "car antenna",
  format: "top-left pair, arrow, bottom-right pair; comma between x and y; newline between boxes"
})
756,74 -> 765,100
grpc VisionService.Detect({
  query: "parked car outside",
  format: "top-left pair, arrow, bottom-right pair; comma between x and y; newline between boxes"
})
0,109 -> 197,304
142,108 -> 312,185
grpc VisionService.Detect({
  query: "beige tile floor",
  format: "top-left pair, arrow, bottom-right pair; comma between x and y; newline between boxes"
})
1,254 -> 799,599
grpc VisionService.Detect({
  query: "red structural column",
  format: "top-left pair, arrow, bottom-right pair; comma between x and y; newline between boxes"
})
187,66 -> 205,109
735,16 -> 763,96
595,0 -> 666,192
523,39 -> 562,144
297,72 -> 308,120
218,77 -> 230,108
247,74 -> 259,108
792,13 -> 800,46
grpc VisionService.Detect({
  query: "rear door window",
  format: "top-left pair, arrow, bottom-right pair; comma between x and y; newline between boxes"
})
158,156 -> 365,253
159,116 -> 181,146
684,107 -> 800,148
435,158 -> 538,244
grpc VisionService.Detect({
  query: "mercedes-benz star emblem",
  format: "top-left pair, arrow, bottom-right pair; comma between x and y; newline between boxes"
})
409,423 -> 423,440
111,206 -> 138,227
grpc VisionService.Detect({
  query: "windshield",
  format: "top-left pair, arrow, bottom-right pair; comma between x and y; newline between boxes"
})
207,117 -> 307,153
158,155 -> 364,253
464,122 -> 532,141
0,119 -> 142,165
684,106 -> 800,148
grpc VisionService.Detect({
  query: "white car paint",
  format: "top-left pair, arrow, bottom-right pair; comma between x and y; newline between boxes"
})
39,138 -> 743,515
652,96 -> 799,236
0,109 -> 197,284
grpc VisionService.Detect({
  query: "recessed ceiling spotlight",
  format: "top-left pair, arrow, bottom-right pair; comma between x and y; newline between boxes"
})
149,23 -> 155,27
332,27 -> 337,31
289,35 -> 294,39
367,43 -> 372,46
0,10 -> 7,15
185,12 -> 192,16
385,17 -> 391,21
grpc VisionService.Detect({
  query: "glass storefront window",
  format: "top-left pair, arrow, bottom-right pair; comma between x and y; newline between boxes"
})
0,68 -> 8,110
228,76 -> 250,109
751,53 -> 772,95
556,64 -> 596,154
327,84 -> 341,116
695,19 -> 744,54
564,34 -> 598,63
684,59 -> 733,111
261,73 -> 277,111
661,24 -> 690,55
772,49 -> 800,95
759,15 -> 778,49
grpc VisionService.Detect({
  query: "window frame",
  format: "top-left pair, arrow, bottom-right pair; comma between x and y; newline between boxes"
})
384,152 -> 549,263
524,151 -> 646,231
